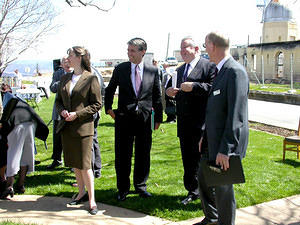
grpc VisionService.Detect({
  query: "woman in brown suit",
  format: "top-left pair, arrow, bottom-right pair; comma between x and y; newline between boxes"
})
56,46 -> 101,215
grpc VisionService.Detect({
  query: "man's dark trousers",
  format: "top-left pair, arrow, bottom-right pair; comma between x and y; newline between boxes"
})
198,157 -> 235,225
179,134 -> 201,196
115,112 -> 152,194
92,112 -> 101,177
52,120 -> 62,162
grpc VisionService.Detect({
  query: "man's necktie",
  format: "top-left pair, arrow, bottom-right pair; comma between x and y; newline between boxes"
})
214,67 -> 218,80
135,65 -> 141,95
183,64 -> 190,82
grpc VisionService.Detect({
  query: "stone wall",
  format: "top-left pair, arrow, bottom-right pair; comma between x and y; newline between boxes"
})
249,90 -> 300,105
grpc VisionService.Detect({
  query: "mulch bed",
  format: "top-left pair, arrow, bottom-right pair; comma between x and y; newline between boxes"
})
249,121 -> 297,137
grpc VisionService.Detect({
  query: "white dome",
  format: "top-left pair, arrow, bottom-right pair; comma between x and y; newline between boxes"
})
264,1 -> 294,22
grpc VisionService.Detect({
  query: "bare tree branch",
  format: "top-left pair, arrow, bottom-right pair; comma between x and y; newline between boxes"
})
0,0 -> 59,76
66,0 -> 117,12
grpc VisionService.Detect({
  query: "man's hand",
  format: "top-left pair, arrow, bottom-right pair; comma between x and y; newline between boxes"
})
180,82 -> 193,92
216,153 -> 230,171
107,109 -> 115,120
65,112 -> 77,121
154,122 -> 160,130
166,87 -> 179,97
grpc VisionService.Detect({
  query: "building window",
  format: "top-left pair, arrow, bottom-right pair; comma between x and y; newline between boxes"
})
276,51 -> 284,78
252,54 -> 256,71
267,54 -> 269,64
278,36 -> 281,42
290,36 -> 296,41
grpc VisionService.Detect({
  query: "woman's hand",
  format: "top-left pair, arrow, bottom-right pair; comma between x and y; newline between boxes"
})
65,112 -> 78,121
61,110 -> 69,118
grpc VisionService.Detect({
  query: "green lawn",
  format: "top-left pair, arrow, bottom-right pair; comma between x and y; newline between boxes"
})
25,94 -> 300,221
250,82 -> 300,94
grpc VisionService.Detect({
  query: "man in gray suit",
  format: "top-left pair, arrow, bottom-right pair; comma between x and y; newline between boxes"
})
194,32 -> 249,225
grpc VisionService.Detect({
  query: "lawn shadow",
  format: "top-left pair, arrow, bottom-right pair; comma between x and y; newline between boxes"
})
35,164 -> 67,172
276,159 -> 300,168
99,122 -> 115,127
95,189 -> 202,216
25,173 -> 75,189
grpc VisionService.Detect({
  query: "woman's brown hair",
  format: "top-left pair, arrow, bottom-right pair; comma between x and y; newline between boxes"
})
67,46 -> 91,72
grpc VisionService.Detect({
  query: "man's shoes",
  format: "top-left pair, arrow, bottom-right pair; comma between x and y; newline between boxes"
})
94,171 -> 101,179
165,118 -> 176,123
181,194 -> 200,205
46,160 -> 62,170
15,184 -> 25,194
117,191 -> 129,201
137,190 -> 152,198
193,218 -> 217,225
34,160 -> 41,165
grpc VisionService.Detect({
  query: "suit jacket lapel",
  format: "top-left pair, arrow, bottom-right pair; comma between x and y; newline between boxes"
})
209,58 -> 230,95
71,70 -> 90,97
187,60 -> 201,80
177,64 -> 185,88
138,63 -> 148,97
126,62 -> 136,96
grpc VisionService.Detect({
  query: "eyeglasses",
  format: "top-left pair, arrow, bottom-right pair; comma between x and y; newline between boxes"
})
202,43 -> 206,48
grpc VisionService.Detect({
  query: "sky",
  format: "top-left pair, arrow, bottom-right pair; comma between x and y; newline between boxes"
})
19,0 -> 300,62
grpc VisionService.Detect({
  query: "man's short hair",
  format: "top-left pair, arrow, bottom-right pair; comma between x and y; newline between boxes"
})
127,37 -> 147,51
60,56 -> 67,64
181,36 -> 197,48
206,32 -> 230,48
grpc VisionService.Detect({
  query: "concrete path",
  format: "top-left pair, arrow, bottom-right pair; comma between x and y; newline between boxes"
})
248,99 -> 300,130
1,194 -> 300,225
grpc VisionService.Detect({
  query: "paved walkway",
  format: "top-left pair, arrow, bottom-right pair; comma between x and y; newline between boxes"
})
248,99 -> 300,130
1,194 -> 300,225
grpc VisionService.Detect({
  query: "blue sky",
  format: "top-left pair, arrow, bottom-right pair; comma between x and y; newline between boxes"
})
19,0 -> 300,61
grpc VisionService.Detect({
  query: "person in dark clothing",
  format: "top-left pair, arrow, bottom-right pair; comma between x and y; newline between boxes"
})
47,57 -> 72,170
0,90 -> 49,199
166,37 -> 215,205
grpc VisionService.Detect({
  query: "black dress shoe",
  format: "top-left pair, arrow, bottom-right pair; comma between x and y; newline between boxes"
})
0,187 -> 14,199
88,206 -> 98,215
94,171 -> 101,179
46,160 -> 62,170
181,194 -> 200,205
138,190 -> 152,198
68,192 -> 89,205
193,218 -> 217,225
117,191 -> 128,201
15,184 -> 25,194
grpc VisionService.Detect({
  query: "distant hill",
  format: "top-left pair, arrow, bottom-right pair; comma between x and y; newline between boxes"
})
2,60 -> 106,77
3,60 -> 53,77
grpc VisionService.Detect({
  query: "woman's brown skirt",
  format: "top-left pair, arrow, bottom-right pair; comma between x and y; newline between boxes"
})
61,132 -> 93,170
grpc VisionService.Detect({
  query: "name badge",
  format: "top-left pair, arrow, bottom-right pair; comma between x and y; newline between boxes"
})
213,89 -> 220,96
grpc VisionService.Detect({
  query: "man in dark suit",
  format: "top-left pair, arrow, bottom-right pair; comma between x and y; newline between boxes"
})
194,32 -> 249,225
91,66 -> 106,178
166,37 -> 215,205
47,57 -> 71,170
105,37 -> 163,201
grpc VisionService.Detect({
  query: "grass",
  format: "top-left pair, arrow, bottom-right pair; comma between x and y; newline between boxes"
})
0,222 -> 37,225
20,94 -> 300,221
250,82 -> 300,94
